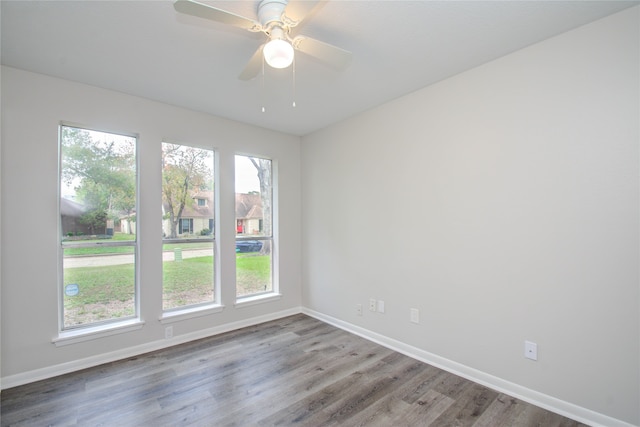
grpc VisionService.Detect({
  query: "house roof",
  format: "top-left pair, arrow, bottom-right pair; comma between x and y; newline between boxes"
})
60,198 -> 85,217
236,193 -> 262,220
164,191 -> 214,219
167,192 -> 262,219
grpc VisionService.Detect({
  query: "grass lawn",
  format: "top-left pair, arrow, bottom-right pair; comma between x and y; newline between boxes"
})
63,253 -> 270,326
63,233 -> 136,256
163,256 -> 214,310
63,263 -> 135,326
236,253 -> 272,295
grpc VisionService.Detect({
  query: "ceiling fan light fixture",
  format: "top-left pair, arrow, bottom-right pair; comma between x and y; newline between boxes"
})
263,38 -> 294,69
173,0 -> 352,80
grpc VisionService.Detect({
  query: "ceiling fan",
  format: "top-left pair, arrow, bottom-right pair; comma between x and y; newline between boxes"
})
174,0 -> 352,80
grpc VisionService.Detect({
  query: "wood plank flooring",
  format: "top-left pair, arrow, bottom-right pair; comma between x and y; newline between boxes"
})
1,314 -> 587,426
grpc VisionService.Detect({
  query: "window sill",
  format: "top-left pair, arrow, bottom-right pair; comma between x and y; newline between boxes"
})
235,292 -> 282,309
160,303 -> 225,324
53,319 -> 145,347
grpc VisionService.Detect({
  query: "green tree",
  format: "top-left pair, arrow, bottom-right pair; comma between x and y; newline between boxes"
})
79,209 -> 108,235
249,157 -> 272,255
61,126 -> 136,234
162,144 -> 212,238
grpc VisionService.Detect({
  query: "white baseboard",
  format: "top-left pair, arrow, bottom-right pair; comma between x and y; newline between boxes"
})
302,308 -> 636,427
1,307 -> 302,390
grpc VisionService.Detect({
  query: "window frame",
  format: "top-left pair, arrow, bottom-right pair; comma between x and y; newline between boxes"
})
58,123 -> 140,332
234,154 -> 277,301
161,142 -> 218,314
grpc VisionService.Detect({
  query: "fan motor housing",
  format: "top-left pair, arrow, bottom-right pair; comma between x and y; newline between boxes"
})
258,0 -> 288,27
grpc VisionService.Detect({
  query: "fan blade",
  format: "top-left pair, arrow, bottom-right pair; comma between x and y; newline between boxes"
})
174,0 -> 260,31
239,46 -> 264,81
292,36 -> 352,70
283,1 -> 325,26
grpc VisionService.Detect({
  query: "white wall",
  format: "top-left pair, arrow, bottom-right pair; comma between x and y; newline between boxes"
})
0,67 -> 301,381
302,7 -> 639,426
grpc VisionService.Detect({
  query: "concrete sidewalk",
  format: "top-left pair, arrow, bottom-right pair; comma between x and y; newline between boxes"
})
64,248 -> 212,268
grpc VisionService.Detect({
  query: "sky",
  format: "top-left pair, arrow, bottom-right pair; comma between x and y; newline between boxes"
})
235,154 -> 261,194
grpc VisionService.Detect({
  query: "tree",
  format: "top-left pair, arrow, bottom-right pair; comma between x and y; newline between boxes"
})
61,126 -> 136,235
162,144 -> 212,238
249,157 -> 272,255
79,209 -> 108,235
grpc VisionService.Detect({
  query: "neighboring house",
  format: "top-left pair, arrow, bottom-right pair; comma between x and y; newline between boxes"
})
60,197 -> 93,236
236,193 -> 263,235
162,191 -> 215,237
161,192 -> 263,237
119,213 -> 135,234
63,197 -> 127,236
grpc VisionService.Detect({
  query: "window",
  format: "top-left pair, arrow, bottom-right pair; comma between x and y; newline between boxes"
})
179,218 -> 193,235
197,198 -> 206,206
162,143 -> 215,311
59,125 -> 137,329
235,155 -> 274,297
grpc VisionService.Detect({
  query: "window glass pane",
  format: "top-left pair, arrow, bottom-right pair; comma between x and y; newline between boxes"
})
162,143 -> 215,310
60,125 -> 137,328
63,251 -> 135,327
235,155 -> 273,297
162,241 -> 214,310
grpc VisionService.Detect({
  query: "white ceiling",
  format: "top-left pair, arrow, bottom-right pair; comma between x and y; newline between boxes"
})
2,0 -> 637,136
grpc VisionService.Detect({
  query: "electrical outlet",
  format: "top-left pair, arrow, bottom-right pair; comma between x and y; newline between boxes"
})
356,303 -> 362,316
525,341 -> 537,360
377,300 -> 385,313
165,326 -> 173,339
369,298 -> 377,312
410,308 -> 419,324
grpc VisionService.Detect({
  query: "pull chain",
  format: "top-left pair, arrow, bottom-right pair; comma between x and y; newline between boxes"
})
261,55 -> 266,113
292,55 -> 297,108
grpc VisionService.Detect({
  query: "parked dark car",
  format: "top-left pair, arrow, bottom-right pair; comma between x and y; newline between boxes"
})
235,240 -> 263,253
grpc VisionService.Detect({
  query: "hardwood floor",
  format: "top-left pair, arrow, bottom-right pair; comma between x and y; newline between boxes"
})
1,314 -> 587,426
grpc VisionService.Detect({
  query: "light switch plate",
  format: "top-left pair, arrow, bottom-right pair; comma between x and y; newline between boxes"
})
410,308 -> 419,324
